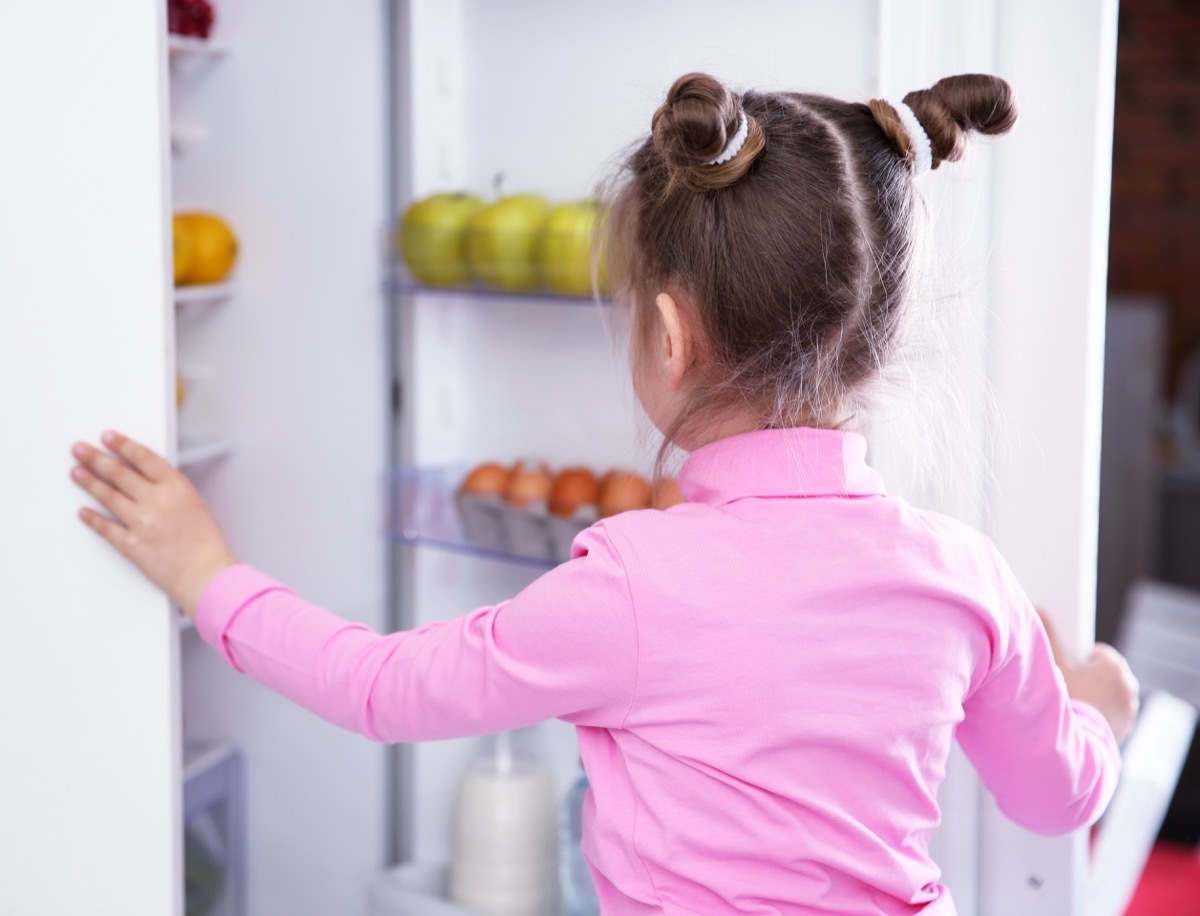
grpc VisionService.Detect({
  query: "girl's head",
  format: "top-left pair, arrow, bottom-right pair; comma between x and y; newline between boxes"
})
605,72 -> 1017,458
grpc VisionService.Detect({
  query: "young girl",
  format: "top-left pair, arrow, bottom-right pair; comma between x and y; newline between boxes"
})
71,72 -> 1138,914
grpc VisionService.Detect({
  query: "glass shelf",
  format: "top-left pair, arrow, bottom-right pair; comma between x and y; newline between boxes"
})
388,466 -> 587,569
384,265 -> 609,308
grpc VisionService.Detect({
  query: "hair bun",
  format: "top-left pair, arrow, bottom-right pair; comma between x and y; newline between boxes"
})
871,74 -> 1018,170
652,72 -> 764,191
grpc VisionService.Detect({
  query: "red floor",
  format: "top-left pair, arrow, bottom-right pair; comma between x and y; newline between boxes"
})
1125,842 -> 1200,915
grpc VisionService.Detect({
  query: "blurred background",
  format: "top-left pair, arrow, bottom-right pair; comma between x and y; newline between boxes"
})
1095,1 -> 1200,908
1100,1 -> 1200,640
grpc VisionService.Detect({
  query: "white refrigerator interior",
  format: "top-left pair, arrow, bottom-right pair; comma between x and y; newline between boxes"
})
0,1 -> 1118,914
170,2 -> 390,915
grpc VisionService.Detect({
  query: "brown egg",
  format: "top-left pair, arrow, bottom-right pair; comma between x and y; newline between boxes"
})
504,461 -> 554,508
650,477 -> 684,510
599,470 -> 652,518
549,467 -> 601,517
460,462 -> 511,498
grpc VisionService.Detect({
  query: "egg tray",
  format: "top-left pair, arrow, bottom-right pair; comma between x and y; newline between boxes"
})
455,492 -> 594,563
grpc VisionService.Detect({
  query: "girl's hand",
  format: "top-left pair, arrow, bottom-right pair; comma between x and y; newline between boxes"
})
71,431 -> 237,618
1038,610 -> 1140,743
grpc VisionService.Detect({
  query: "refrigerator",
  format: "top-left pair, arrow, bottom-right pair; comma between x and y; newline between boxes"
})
0,1 -> 1120,914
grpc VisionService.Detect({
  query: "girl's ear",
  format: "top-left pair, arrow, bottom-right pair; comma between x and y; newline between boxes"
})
655,292 -> 693,389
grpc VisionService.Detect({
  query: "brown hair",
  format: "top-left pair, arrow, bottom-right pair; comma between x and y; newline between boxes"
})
605,72 -> 1017,465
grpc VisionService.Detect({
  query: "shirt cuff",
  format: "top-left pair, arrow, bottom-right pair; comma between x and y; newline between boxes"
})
194,563 -> 293,672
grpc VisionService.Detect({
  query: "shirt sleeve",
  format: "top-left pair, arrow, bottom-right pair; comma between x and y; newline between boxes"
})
194,523 -> 638,743
954,543 -> 1121,836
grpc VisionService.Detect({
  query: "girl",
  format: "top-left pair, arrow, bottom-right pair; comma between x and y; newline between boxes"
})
71,72 -> 1138,914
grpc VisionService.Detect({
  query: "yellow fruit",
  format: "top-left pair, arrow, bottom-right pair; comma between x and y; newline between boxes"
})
537,201 -> 607,297
176,373 -> 187,409
466,195 -> 551,292
174,212 -> 238,285
172,218 -> 194,285
399,193 -> 485,287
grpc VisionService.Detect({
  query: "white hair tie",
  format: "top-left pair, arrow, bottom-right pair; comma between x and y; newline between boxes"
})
706,111 -> 749,166
892,101 -> 932,176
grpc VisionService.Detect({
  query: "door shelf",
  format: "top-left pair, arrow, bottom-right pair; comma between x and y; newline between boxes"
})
170,121 -> 209,157
175,282 -> 234,307
179,438 -> 233,469
388,466 -> 579,569
167,34 -> 229,59
182,742 -> 243,916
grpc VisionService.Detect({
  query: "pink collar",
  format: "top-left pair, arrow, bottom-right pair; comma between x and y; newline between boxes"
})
678,428 -> 887,505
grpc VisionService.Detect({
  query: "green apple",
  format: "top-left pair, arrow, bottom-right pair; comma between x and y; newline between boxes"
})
537,200 -> 608,297
466,194 -> 552,292
398,192 -> 484,287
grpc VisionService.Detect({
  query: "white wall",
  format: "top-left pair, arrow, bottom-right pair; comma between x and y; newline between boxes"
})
0,2 -> 181,913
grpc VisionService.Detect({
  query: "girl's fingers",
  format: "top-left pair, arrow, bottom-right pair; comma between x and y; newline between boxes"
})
71,463 -> 135,522
78,507 -> 130,553
102,430 -> 172,483
72,443 -> 147,500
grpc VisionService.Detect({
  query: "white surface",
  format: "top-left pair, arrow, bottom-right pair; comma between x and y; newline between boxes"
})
1086,692 -> 1198,916
171,1 -> 390,913
0,1 -> 182,914
978,1 -> 1121,914
1119,580 -> 1200,706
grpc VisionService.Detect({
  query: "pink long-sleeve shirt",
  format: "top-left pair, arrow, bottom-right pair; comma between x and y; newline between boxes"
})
196,427 -> 1120,915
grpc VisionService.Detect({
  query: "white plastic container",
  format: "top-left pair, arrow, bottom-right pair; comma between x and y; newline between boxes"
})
450,731 -> 559,915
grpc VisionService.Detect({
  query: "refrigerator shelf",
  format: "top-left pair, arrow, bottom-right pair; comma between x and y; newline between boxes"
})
385,268 -> 609,308
175,282 -> 234,307
394,532 -> 558,569
388,466 -> 562,569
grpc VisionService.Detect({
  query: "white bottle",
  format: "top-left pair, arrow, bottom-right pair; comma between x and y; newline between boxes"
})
450,729 -> 559,916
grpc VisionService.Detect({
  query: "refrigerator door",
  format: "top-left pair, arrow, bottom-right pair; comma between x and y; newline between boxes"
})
0,2 -> 182,914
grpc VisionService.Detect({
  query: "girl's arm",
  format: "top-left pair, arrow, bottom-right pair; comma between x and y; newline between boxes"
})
193,529 -> 638,741
954,547 -> 1131,836
71,432 -> 639,740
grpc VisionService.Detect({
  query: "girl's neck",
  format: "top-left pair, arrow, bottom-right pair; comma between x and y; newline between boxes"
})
676,410 -> 765,453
